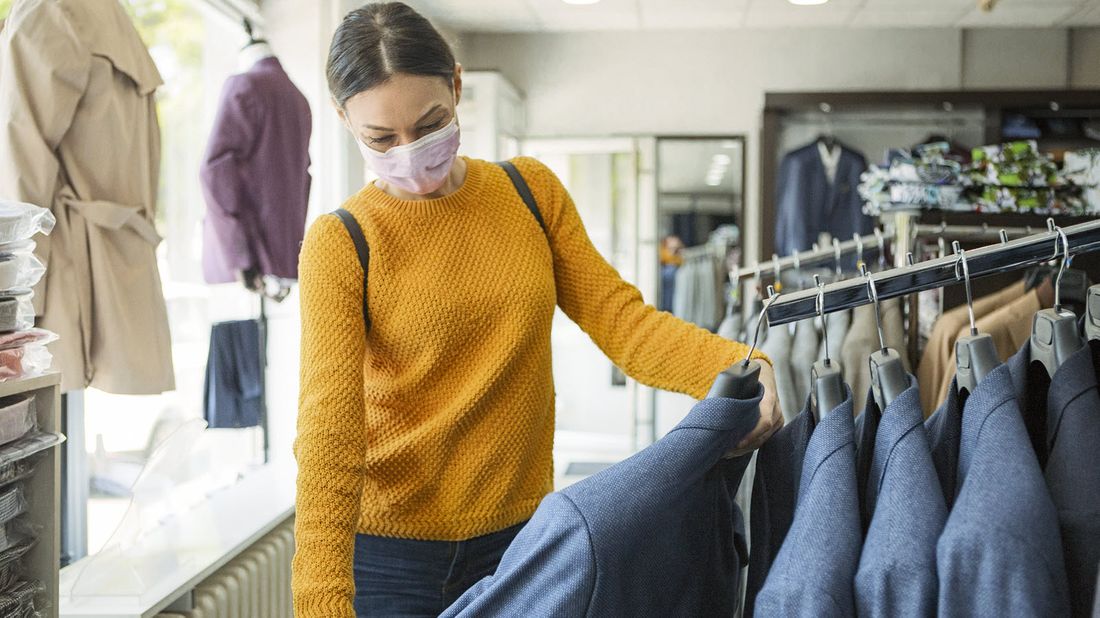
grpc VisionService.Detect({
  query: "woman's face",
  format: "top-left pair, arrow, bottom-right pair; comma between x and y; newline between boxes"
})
339,66 -> 463,153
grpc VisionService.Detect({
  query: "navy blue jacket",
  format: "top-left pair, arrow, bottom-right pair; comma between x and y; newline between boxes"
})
440,392 -> 761,617
203,319 -> 263,428
775,142 -> 871,257
744,398 -> 816,616
936,363 -> 1070,617
755,391 -> 861,617
1009,342 -> 1100,617
856,375 -> 946,617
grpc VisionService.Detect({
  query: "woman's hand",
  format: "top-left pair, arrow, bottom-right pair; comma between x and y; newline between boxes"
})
725,360 -> 783,458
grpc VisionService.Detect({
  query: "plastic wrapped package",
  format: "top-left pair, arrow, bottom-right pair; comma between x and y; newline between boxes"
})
0,398 -> 34,448
0,291 -> 33,334
0,242 -> 46,291
0,486 -> 27,526
0,461 -> 34,490
0,580 -> 44,618
0,433 -> 63,468
0,346 -> 52,383
0,202 -> 54,245
0,535 -> 32,592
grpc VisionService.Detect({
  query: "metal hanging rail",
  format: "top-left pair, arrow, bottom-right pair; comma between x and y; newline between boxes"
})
736,227 -> 891,282
764,218 -> 1100,326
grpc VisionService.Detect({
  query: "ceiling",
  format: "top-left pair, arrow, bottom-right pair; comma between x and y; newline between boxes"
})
410,0 -> 1100,32
658,138 -> 744,196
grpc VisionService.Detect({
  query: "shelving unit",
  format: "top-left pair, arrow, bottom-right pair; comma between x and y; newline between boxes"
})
0,372 -> 63,617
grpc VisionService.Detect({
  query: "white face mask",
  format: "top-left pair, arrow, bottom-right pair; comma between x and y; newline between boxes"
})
355,118 -> 462,195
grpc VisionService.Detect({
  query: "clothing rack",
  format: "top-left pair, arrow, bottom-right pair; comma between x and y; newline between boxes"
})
763,218 -> 1100,326
736,227 -> 891,282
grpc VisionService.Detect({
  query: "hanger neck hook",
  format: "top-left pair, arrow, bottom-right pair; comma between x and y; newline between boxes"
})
1055,226 -> 1071,312
853,233 -> 864,270
953,241 -> 977,337
860,264 -> 888,354
772,253 -> 782,290
742,285 -> 778,366
833,238 -> 843,277
814,274 -> 830,366
874,227 -> 886,271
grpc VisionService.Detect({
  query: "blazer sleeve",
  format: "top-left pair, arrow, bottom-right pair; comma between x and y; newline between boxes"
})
200,75 -> 261,272
511,157 -> 769,401
0,2 -> 91,306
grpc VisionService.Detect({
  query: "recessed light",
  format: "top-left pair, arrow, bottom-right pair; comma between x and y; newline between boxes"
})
712,154 -> 732,166
562,0 -> 600,5
705,178 -> 723,187
788,0 -> 828,5
721,140 -> 740,149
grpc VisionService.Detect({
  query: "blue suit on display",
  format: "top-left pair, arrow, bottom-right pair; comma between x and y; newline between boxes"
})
440,391 -> 761,617
775,141 -> 871,258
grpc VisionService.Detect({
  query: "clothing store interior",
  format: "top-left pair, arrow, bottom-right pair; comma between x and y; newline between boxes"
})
1,0 -> 1100,616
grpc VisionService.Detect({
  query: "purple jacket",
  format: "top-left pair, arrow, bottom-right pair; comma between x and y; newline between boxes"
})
200,57 -> 311,283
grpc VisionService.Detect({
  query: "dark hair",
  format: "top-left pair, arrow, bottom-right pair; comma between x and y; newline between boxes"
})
327,2 -> 456,107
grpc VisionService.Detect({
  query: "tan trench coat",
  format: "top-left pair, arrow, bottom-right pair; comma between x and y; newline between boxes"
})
0,0 -> 174,394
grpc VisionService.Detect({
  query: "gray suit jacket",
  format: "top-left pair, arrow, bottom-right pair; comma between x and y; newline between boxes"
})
755,391 -> 861,617
936,363 -> 1070,617
856,375 -> 946,617
1009,341 -> 1100,617
924,378 -> 962,509
441,393 -> 761,617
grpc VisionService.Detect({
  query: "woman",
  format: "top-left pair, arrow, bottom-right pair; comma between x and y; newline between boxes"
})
293,3 -> 781,616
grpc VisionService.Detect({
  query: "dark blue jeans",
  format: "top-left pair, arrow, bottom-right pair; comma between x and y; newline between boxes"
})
353,522 -> 526,617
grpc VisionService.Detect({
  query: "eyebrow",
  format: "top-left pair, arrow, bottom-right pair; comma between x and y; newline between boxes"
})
362,104 -> 445,132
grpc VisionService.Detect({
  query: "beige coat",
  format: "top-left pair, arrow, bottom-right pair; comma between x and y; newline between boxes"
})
0,0 -> 174,394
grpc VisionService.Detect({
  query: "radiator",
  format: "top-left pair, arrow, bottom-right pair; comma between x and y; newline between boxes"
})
159,517 -> 295,618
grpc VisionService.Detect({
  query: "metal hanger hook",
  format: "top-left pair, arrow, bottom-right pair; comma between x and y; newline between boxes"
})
833,237 -> 843,276
861,264 -> 888,354
873,227 -> 886,270
853,233 -> 864,269
814,274 -> 831,365
1054,225 -> 1072,312
772,253 -> 782,290
953,241 -> 978,336
742,285 -> 778,365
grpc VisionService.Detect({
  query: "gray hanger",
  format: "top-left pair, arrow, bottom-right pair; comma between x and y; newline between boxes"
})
1030,221 -> 1084,377
861,265 -> 909,410
1086,284 -> 1100,341
810,275 -> 846,422
708,285 -> 778,401
952,242 -> 1000,397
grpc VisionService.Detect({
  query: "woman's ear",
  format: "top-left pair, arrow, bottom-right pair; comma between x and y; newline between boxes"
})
453,62 -> 463,106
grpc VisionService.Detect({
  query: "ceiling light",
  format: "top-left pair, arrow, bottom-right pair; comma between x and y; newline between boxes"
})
721,140 -> 740,149
706,178 -> 722,187
788,0 -> 828,5
712,154 -> 732,166
562,0 -> 600,5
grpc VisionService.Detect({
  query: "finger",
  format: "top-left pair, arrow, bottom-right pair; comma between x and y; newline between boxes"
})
736,416 -> 772,449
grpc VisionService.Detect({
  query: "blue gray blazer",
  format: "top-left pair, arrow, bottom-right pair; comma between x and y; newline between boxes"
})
936,363 -> 1070,617
440,392 -> 761,617
924,378 -> 962,509
856,375 -> 946,618
755,391 -> 861,617
1009,342 -> 1100,617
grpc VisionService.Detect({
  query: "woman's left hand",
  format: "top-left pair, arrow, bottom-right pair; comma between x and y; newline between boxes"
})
725,360 -> 783,457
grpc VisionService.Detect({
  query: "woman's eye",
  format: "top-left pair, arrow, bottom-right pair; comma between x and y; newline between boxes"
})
368,135 -> 394,145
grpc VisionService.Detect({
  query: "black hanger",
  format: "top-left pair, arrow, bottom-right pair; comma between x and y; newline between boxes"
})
810,275 -> 846,422
952,242 -> 999,398
1086,284 -> 1100,342
861,265 -> 909,410
709,285 -> 778,402
242,17 -> 268,49
1030,221 -> 1085,377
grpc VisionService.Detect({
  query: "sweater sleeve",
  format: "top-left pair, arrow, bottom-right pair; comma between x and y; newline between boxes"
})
292,214 -> 368,618
511,157 -> 768,401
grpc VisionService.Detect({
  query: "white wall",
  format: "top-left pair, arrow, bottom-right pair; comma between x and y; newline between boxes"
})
461,26 -> 1094,262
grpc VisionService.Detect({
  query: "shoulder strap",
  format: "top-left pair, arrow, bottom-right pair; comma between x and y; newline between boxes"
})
497,161 -> 547,235
331,208 -> 371,331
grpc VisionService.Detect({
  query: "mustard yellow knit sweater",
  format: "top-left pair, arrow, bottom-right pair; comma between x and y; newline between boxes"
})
293,156 -> 766,616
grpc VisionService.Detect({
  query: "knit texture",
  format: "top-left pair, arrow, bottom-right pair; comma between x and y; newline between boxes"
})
292,156 -> 765,616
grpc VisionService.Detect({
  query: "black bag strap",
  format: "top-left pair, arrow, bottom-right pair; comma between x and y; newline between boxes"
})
330,208 -> 371,331
497,160 -> 547,235
332,161 -> 546,332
